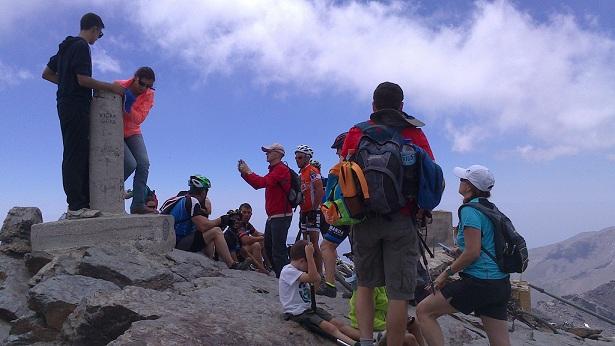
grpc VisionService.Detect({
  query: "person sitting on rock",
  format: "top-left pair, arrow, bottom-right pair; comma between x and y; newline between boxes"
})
223,207 -> 269,274
279,240 -> 357,345
160,175 -> 245,270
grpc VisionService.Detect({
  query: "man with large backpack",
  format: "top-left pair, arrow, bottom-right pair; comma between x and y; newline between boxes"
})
238,143 -> 293,278
340,82 -> 436,346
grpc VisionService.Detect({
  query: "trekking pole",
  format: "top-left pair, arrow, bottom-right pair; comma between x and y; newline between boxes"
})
528,283 -> 615,326
304,229 -> 318,312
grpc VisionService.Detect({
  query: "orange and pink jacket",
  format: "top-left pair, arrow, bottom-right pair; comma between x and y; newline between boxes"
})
116,79 -> 154,138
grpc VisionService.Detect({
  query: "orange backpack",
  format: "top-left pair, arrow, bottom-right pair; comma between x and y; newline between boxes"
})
337,159 -> 370,220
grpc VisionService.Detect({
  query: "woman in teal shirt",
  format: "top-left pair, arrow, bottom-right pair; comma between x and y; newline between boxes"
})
417,165 -> 511,346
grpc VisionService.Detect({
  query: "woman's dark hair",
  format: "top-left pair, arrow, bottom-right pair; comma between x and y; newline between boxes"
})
464,182 -> 491,203
80,13 -> 104,30
239,203 -> 252,211
134,67 -> 155,81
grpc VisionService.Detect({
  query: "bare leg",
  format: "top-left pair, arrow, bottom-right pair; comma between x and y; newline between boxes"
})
356,286 -> 375,340
306,230 -> 323,274
319,320 -> 356,345
320,239 -> 338,285
203,227 -> 235,267
386,299 -> 408,346
416,291 -> 457,346
246,242 -> 267,272
481,315 -> 511,346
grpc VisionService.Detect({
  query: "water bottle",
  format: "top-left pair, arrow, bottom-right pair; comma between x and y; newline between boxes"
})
401,139 -> 416,166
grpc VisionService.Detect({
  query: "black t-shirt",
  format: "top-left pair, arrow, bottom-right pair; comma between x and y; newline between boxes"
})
47,36 -> 92,102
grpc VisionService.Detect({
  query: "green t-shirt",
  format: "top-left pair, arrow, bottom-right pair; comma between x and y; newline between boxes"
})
348,287 -> 388,331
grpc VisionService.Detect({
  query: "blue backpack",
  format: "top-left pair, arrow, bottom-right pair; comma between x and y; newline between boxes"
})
414,145 -> 445,210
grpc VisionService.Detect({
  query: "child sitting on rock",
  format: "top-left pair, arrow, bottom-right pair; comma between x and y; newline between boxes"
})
279,240 -> 357,345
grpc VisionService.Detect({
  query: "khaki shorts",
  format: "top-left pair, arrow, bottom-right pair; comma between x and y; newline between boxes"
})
352,212 -> 418,300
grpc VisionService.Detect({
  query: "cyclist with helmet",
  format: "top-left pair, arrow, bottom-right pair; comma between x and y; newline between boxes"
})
160,175 -> 245,270
294,144 -> 324,275
317,132 -> 351,298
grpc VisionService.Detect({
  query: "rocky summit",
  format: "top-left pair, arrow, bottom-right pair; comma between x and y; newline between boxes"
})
0,207 -> 613,345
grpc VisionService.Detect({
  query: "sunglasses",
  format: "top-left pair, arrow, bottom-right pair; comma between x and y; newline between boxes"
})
137,79 -> 155,90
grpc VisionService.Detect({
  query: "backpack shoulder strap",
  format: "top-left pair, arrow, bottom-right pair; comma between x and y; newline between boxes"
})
457,201 -> 499,264
339,161 -> 370,199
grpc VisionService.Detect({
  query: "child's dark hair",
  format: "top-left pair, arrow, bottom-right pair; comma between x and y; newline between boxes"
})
239,203 -> 252,210
290,240 -> 309,261
134,66 -> 155,81
80,13 -> 104,30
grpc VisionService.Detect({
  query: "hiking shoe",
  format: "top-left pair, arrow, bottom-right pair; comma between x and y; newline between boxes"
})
130,206 -> 159,215
230,261 -> 252,271
66,208 -> 101,220
316,283 -> 337,298
124,189 -> 133,199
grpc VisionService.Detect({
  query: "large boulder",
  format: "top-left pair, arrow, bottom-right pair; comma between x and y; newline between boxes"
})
28,274 -> 120,330
77,245 -> 174,290
64,274 -> 330,345
0,254 -> 31,322
28,249 -> 84,287
0,207 -> 42,258
5,311 -> 59,345
164,248 -> 225,285
23,251 -> 54,277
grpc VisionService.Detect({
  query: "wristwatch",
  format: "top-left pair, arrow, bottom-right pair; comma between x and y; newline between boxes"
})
445,265 -> 455,276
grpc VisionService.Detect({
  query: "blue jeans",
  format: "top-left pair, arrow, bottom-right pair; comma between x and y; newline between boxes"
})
264,216 -> 292,278
124,134 -> 150,209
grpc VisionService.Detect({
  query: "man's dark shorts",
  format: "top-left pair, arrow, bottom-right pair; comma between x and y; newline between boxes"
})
287,307 -> 332,326
323,225 -> 351,246
175,231 -> 205,252
352,212 -> 418,300
441,273 -> 511,321
299,210 -> 320,233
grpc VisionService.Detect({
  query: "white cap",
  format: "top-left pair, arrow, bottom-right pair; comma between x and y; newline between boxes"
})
453,165 -> 495,192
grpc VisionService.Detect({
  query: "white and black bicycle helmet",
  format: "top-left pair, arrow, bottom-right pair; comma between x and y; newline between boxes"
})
295,144 -> 314,158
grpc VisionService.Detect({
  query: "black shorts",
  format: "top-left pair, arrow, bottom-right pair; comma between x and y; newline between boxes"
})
299,211 -> 320,233
287,307 -> 332,326
175,232 -> 205,252
441,273 -> 511,320
319,211 -> 330,236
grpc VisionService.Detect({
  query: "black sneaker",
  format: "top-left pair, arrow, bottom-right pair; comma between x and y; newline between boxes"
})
316,283 -> 337,298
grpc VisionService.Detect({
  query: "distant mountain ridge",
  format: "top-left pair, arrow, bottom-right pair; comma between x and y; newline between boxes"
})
523,226 -> 615,297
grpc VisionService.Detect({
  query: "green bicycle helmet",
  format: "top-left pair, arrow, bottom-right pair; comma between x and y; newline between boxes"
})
189,175 -> 211,189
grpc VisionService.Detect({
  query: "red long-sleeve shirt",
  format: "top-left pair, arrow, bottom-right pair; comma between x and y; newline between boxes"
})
242,162 -> 292,216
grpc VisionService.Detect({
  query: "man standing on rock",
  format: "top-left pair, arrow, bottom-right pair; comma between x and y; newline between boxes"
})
238,143 -> 293,278
340,82 -> 435,346
42,12 -> 125,219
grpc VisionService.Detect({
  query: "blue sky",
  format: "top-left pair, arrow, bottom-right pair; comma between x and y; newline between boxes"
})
1,0 -> 614,250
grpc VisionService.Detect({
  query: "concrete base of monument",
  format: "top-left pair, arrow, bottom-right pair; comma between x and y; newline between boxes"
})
30,214 -> 175,254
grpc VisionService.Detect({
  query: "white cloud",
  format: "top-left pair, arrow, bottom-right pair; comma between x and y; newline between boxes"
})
445,120 -> 488,153
125,0 -> 615,161
91,47 -> 121,74
515,145 -> 578,161
0,61 -> 33,89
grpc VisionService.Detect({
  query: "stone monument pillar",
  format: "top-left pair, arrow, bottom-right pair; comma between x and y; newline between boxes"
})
31,89 -> 175,254
89,90 -> 124,214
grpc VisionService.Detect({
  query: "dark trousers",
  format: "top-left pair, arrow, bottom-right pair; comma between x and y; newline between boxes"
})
264,216 -> 292,278
57,101 -> 90,211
